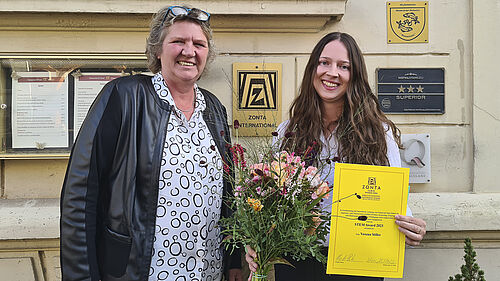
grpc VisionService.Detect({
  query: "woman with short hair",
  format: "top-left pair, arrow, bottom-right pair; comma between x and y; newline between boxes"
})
60,5 -> 242,281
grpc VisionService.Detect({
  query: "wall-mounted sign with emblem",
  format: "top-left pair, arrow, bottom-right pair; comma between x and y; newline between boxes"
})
377,68 -> 444,114
387,1 -> 428,43
400,134 -> 431,183
232,63 -> 282,136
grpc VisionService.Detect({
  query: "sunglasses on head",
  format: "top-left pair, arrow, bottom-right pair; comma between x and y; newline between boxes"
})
161,6 -> 211,25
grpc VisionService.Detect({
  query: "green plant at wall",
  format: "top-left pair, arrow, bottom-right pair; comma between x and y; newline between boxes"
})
448,238 -> 486,281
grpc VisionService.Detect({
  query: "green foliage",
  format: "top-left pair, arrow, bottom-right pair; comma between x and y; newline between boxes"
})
219,136 -> 331,277
448,238 -> 486,281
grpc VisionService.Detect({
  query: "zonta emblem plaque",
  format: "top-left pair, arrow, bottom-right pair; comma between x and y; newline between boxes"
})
387,1 -> 428,43
232,63 -> 282,137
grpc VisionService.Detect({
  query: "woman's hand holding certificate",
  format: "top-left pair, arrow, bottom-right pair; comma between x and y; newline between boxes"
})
395,215 -> 427,246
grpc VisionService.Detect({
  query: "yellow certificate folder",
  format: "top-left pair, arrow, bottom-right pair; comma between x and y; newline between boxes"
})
327,163 -> 409,278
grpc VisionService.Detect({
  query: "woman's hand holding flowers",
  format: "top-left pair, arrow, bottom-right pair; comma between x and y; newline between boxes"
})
245,245 -> 258,280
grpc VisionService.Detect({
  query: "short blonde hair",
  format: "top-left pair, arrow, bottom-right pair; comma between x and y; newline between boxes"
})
145,5 -> 215,74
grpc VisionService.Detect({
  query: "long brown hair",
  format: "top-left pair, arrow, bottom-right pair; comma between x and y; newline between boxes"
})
283,32 -> 401,166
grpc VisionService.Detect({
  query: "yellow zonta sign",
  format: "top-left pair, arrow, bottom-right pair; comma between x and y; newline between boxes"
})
387,1 -> 428,43
232,63 -> 282,137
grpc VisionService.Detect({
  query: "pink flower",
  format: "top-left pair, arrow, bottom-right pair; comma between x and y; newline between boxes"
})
256,187 -> 263,195
304,166 -> 318,177
286,153 -> 302,166
313,182 -> 330,199
250,163 -> 266,172
303,166 -> 321,187
280,185 -> 288,196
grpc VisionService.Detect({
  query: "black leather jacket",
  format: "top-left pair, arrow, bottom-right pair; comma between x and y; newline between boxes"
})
60,74 -> 240,281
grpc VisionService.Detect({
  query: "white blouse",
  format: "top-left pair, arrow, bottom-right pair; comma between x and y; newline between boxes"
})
149,73 -> 224,281
274,120 -> 411,245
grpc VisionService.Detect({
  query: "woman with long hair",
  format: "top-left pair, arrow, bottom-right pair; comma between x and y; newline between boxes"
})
245,32 -> 426,281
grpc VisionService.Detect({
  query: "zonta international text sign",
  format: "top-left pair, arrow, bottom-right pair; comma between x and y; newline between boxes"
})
232,63 -> 282,136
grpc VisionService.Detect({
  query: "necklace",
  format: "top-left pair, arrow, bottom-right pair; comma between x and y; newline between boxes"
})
178,106 -> 194,112
176,99 -> 195,113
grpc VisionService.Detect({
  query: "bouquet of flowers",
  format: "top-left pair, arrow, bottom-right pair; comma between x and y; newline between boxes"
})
220,126 -> 331,280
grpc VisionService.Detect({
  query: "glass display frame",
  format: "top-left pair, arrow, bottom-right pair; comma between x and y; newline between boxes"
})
0,55 -> 149,159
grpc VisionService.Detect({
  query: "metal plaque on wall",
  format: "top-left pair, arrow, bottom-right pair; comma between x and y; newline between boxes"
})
387,1 -> 429,44
377,68 -> 444,114
232,63 -> 282,136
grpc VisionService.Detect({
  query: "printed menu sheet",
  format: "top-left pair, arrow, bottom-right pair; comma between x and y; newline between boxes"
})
12,72 -> 68,148
73,73 -> 121,139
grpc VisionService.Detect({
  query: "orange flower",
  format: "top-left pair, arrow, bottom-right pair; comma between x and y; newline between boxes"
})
305,212 -> 322,236
270,160 -> 287,186
312,182 -> 330,200
247,198 -> 263,212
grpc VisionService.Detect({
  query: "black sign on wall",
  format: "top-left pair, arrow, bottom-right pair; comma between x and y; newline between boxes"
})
377,68 -> 445,114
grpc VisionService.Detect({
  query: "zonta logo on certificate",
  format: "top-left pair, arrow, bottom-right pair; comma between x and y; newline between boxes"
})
327,163 -> 409,278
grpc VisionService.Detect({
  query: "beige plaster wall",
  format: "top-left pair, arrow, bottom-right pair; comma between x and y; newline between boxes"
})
3,160 -> 67,199
206,0 -> 474,194
0,0 -> 499,280
0,0 -> 346,15
337,0 -> 473,192
0,0 -> 476,198
0,253 -> 41,281
390,246 -> 500,281
472,0 -> 500,193
0,239 -> 60,281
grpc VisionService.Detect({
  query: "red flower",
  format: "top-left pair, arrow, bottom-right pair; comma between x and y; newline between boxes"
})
229,146 -> 238,166
234,144 -> 246,168
229,144 -> 246,168
304,147 -> 312,158
234,120 -> 240,129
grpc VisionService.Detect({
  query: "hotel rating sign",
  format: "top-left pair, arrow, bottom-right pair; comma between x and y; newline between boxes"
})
232,63 -> 282,136
377,68 -> 444,114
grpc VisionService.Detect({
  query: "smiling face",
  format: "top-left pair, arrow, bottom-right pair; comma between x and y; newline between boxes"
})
313,40 -> 351,106
158,20 -> 209,87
